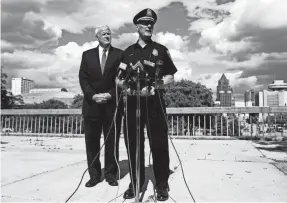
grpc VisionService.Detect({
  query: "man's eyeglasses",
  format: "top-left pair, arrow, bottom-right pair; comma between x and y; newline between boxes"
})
138,20 -> 155,26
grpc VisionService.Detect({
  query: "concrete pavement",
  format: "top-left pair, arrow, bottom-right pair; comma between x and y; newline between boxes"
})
1,136 -> 287,202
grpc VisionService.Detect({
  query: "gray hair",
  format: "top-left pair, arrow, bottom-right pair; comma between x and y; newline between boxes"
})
95,25 -> 110,36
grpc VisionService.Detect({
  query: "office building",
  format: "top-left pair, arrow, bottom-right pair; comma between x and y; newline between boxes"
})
255,80 -> 287,107
216,74 -> 234,107
11,77 -> 34,95
244,89 -> 255,106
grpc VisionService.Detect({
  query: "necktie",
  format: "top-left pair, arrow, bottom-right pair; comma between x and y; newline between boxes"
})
101,48 -> 107,74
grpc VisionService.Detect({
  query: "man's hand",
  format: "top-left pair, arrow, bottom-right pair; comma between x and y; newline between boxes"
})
103,93 -> 112,100
92,93 -> 110,104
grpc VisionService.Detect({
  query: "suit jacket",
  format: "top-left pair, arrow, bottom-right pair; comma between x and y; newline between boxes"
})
79,45 -> 123,118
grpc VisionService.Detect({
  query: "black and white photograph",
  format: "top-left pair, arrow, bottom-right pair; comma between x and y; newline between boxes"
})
1,0 -> 287,202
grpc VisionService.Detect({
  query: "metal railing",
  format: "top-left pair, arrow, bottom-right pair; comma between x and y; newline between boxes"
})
1,107 -> 287,137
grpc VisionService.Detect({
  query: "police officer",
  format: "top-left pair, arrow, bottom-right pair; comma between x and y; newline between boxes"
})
116,8 -> 177,201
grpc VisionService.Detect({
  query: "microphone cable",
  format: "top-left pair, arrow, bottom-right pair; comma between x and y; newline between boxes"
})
113,84 -> 121,202
156,88 -> 196,203
108,67 -> 137,203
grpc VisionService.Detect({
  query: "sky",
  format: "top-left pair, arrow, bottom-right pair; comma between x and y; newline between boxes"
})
1,0 -> 287,101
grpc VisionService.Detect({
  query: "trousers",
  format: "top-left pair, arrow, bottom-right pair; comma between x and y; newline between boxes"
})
84,103 -> 122,179
123,92 -> 170,191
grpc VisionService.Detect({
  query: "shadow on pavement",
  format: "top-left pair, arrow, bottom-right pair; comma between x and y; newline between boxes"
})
254,141 -> 287,152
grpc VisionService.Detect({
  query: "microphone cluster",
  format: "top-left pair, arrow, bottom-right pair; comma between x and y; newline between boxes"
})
117,60 -> 163,94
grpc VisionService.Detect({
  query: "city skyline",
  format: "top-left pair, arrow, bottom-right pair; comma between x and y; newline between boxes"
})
2,0 -> 287,102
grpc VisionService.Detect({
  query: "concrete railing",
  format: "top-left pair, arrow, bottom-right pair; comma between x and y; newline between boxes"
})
1,107 -> 287,137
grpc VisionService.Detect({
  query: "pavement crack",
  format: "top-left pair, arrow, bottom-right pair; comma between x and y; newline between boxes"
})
169,144 -> 193,182
1,160 -> 86,187
1,195 -> 44,201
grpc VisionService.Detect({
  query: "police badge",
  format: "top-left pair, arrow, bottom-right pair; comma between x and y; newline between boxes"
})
147,9 -> 152,17
152,49 -> 158,56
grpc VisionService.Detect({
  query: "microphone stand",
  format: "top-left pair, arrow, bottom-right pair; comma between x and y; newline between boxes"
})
135,66 -> 141,203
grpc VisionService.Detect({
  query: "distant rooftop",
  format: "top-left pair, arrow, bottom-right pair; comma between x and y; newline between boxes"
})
268,80 -> 287,91
12,77 -> 34,81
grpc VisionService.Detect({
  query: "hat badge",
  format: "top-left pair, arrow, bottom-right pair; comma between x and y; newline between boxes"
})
147,9 -> 152,17
152,49 -> 158,56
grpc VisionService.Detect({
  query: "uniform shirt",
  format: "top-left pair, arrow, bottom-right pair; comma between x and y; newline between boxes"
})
119,39 -> 177,92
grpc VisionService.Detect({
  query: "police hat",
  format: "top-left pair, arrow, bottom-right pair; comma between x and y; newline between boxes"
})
133,8 -> 157,25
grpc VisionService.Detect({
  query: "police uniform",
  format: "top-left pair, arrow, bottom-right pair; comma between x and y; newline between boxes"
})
119,8 -> 177,200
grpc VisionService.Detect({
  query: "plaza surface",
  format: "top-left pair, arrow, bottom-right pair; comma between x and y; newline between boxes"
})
1,136 -> 287,202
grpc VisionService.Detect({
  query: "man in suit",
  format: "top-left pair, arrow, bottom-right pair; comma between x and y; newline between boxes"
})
79,25 -> 123,187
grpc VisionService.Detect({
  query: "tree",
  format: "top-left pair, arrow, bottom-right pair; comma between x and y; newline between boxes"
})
1,66 -> 10,108
216,114 -> 243,136
70,94 -> 83,108
23,99 -> 68,109
1,66 -> 24,109
164,79 -> 214,107
266,113 -> 287,125
163,80 -> 214,135
246,113 -> 259,124
61,88 -> 68,92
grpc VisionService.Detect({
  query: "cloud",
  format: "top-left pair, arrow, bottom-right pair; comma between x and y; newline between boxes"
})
2,30 -> 192,91
153,32 -> 191,80
1,0 -> 62,50
153,32 -> 189,51
2,0 -> 287,99
1,40 -> 15,50
25,0 -> 179,34
180,0 -> 287,96
195,71 -> 257,93
1,40 -> 99,92
112,33 -> 139,50
189,19 -> 216,33
198,0 -> 287,56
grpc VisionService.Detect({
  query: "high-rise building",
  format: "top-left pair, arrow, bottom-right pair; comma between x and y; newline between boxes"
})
244,89 -> 255,106
11,77 -> 34,95
216,74 -> 234,107
255,80 -> 287,107
255,90 -> 287,107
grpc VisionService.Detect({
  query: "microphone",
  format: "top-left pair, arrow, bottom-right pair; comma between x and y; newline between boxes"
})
130,61 -> 144,72
117,62 -> 127,80
143,60 -> 155,68
155,60 -> 163,78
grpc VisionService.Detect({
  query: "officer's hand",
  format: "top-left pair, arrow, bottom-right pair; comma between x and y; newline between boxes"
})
141,86 -> 155,96
124,88 -> 133,96
115,78 -> 126,89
